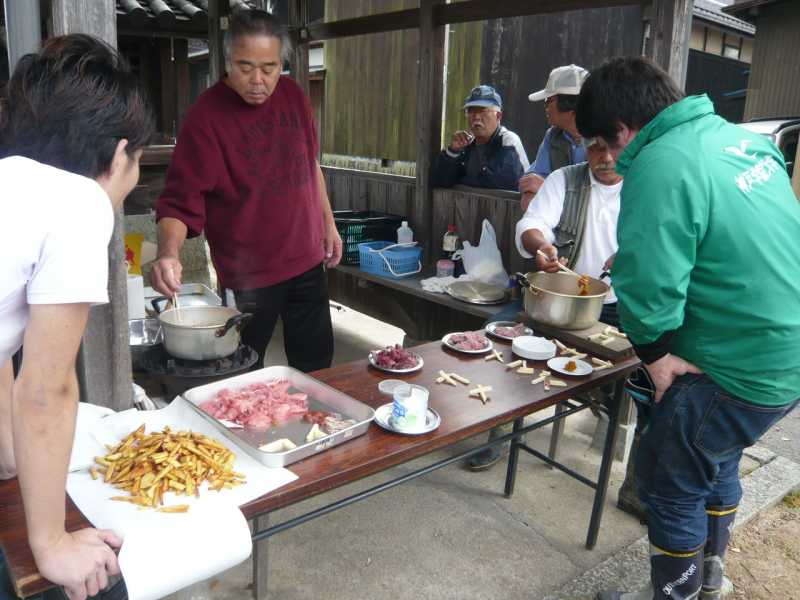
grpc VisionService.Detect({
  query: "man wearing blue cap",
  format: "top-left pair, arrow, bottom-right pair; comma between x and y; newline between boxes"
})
432,85 -> 529,191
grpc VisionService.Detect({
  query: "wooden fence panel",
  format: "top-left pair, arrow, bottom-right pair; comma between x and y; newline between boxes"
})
432,186 -> 534,275
322,167 -> 415,217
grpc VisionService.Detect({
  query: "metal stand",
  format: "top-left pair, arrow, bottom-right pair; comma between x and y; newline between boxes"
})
249,376 -> 627,595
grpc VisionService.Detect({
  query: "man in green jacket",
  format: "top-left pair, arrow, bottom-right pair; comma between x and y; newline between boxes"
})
576,57 -> 800,600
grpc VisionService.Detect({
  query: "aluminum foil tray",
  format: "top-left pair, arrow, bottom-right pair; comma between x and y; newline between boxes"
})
181,366 -> 375,467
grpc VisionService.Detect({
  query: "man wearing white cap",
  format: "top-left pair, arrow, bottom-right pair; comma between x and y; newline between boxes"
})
519,64 -> 589,211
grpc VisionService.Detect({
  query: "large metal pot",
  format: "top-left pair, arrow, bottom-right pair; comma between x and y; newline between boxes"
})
517,271 -> 609,330
152,301 -> 253,361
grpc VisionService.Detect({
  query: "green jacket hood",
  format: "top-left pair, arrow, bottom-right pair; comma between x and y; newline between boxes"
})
616,95 -> 715,176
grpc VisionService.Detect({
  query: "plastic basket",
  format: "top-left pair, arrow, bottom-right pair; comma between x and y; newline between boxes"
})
333,210 -> 405,265
358,242 -> 422,279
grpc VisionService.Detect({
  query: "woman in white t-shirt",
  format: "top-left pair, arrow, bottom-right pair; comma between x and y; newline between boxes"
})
0,34 -> 153,600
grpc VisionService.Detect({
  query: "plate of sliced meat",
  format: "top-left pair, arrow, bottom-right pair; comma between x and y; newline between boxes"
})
442,331 -> 494,354
368,345 -> 424,374
485,321 -> 533,341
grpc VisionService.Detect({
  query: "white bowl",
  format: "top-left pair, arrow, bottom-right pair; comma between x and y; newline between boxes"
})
512,336 -> 557,361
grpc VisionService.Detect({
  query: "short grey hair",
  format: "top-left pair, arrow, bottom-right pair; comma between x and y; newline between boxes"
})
223,9 -> 293,66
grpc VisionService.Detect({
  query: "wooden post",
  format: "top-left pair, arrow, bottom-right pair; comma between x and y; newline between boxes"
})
208,0 -> 229,85
3,0 -> 42,71
414,0 -> 446,262
288,0 -> 310,95
641,0 -> 693,88
50,0 -> 133,411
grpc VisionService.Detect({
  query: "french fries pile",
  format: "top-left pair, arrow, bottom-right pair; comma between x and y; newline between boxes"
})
91,424 -> 246,513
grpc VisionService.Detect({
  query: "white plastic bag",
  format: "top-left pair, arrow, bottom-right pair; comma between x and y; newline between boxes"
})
452,219 -> 509,287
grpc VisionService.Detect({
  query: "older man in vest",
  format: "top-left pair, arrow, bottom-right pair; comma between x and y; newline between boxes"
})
467,137 -> 621,470
519,65 -> 589,212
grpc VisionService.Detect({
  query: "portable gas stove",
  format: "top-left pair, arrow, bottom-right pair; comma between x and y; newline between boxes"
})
136,343 -> 259,398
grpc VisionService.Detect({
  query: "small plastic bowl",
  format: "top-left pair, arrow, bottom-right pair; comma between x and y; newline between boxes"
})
512,336 -> 557,361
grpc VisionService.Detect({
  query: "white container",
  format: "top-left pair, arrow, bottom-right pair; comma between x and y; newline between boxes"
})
126,274 -> 146,320
391,384 -> 429,432
397,221 -> 414,244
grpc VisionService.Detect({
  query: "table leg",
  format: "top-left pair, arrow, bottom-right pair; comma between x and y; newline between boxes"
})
252,514 -> 269,600
547,401 -> 567,465
585,379 -> 624,549
504,417 -> 524,498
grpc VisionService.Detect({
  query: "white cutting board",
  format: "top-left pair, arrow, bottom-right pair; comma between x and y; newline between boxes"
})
66,397 -> 297,600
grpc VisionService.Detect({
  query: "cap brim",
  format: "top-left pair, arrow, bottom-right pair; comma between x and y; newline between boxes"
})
463,100 -> 501,109
528,89 -> 550,102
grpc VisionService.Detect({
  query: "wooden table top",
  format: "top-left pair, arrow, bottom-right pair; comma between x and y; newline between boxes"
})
0,337 -> 638,598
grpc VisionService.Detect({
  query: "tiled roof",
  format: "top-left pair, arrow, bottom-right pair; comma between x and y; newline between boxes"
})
694,0 -> 756,34
116,0 -> 256,29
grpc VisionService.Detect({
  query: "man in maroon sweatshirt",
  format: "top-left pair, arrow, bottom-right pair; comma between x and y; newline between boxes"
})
152,9 -> 341,372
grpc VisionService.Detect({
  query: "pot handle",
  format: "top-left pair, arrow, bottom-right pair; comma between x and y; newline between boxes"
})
599,271 -> 611,281
215,313 -> 253,338
150,296 -> 168,314
515,272 -> 542,297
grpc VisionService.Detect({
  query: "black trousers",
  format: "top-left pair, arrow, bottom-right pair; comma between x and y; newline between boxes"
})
233,263 -> 334,373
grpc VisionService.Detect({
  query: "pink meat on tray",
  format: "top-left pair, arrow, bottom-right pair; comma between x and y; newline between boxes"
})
494,323 -> 527,338
448,331 -> 489,351
373,344 -> 419,369
198,378 -> 309,429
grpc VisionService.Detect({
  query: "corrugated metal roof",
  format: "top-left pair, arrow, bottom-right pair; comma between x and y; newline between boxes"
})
724,0 -> 786,22
694,0 -> 756,34
116,0 -> 256,29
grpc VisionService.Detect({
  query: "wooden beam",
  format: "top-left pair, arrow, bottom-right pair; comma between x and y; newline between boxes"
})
302,0 -> 643,43
50,0 -> 133,412
641,0 -> 694,88
436,0 -> 644,24
414,0 -> 446,263
305,7 -> 420,42
288,0 -> 310,96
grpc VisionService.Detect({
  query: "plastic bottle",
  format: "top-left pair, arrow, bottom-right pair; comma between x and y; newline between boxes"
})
397,221 -> 414,244
443,224 -> 459,258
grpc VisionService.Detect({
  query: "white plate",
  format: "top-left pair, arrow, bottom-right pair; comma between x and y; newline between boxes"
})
368,350 -> 424,374
373,403 -> 441,435
441,332 -> 493,355
512,336 -> 557,361
547,356 -> 593,377
485,321 -> 534,341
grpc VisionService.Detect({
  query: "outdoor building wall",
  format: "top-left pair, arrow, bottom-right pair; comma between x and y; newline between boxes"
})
741,37 -> 753,63
705,27 -> 723,54
690,22 -> 706,50
743,1 -> 800,119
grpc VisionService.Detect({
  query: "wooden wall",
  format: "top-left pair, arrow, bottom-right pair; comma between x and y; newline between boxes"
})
432,186 -> 533,276
742,1 -> 800,120
323,166 -> 415,216
322,0 -> 421,161
322,3 -> 643,163
481,6 -> 643,159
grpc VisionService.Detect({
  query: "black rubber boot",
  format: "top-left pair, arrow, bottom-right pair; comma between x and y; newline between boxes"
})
596,543 -> 704,600
701,505 -> 738,599
466,425 -> 508,471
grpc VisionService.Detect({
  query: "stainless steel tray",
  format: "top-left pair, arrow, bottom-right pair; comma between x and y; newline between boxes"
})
129,317 -> 163,347
148,283 -> 222,313
445,281 -> 508,305
181,366 -> 375,467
